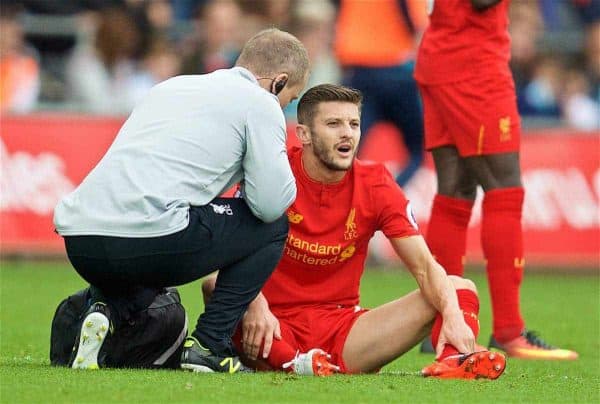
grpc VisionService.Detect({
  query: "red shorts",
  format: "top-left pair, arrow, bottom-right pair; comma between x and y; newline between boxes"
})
233,305 -> 368,374
419,74 -> 521,157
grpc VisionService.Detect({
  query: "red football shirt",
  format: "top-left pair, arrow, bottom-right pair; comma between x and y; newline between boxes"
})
414,0 -> 512,85
262,147 -> 420,309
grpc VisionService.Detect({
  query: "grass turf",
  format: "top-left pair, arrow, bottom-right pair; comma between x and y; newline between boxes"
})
1,260 -> 598,403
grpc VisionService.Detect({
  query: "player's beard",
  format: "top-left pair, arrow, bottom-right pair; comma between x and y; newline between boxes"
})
311,132 -> 355,172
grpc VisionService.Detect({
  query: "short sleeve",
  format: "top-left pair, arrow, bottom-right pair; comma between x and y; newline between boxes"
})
372,166 -> 421,239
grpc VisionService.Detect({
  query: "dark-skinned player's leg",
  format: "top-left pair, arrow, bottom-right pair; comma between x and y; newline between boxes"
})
427,146 -> 477,277
464,152 -> 524,344
420,146 -> 477,353
464,153 -> 578,359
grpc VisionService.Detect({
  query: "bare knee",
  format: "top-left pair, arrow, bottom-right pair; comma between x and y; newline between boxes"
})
448,275 -> 477,294
201,274 -> 217,304
464,152 -> 522,190
431,146 -> 478,200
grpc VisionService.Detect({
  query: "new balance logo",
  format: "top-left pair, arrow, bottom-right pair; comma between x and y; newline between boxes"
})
209,203 -> 233,216
287,210 -> 303,224
219,357 -> 241,374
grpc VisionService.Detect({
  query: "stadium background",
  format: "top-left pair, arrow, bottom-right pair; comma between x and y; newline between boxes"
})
1,0 -> 598,267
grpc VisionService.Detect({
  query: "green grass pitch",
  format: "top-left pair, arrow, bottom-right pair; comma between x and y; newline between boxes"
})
1,260 -> 598,403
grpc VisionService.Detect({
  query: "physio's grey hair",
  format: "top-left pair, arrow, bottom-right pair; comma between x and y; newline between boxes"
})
236,28 -> 310,86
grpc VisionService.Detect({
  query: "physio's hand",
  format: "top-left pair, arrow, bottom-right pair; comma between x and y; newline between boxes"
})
242,297 -> 281,360
435,313 -> 476,358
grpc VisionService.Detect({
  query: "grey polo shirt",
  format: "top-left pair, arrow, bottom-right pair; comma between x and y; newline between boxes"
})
54,67 -> 296,237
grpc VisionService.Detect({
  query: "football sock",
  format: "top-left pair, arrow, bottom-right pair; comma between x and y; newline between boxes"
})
482,187 -> 525,343
426,194 -> 473,276
431,289 -> 480,361
232,326 -> 298,371
265,338 -> 300,372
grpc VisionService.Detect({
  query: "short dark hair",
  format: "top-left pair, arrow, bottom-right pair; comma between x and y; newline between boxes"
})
297,84 -> 362,127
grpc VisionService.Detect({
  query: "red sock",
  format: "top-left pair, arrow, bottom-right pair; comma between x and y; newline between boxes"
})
431,289 -> 480,361
263,338 -> 298,371
482,187 -> 525,343
233,327 -> 298,371
426,194 -> 474,276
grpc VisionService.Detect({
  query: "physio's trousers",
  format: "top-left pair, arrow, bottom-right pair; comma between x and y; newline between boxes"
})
64,198 -> 289,356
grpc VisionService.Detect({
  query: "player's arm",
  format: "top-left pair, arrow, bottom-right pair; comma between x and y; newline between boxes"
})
471,0 -> 502,12
201,274 -> 281,360
390,235 -> 475,353
242,98 -> 297,223
373,165 -> 474,352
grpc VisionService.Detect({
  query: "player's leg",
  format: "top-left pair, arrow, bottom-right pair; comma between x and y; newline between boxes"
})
342,291 -> 433,373
456,73 -> 526,351
464,152 -> 524,345
233,313 -> 340,376
417,84 -> 478,354
201,275 -> 299,372
421,277 -> 505,379
428,146 -> 477,277
341,276 -> 491,374
425,77 -> 522,345
464,153 -> 578,360
232,321 -> 299,372
459,71 -> 578,360
419,84 -> 477,279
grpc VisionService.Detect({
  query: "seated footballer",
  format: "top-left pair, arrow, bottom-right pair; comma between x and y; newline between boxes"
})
200,84 -> 506,379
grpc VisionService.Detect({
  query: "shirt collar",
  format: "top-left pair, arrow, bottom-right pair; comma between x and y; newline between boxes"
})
232,66 -> 259,85
231,66 -> 278,100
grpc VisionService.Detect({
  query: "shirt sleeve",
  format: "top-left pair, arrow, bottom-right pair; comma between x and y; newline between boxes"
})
373,166 -> 421,238
242,96 -> 297,222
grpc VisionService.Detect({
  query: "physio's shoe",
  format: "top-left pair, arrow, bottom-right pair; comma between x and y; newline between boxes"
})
489,330 -> 578,360
282,348 -> 340,376
71,302 -> 112,369
421,351 -> 506,380
180,337 -> 252,373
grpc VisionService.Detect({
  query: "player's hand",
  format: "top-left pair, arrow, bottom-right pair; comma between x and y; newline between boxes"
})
241,296 -> 281,360
436,313 -> 476,358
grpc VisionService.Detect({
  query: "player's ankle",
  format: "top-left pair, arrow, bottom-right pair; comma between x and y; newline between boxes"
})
493,326 -> 523,344
437,344 -> 459,361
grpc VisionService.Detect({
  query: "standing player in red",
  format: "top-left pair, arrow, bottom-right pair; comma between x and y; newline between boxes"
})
201,84 -> 506,379
414,0 -> 578,360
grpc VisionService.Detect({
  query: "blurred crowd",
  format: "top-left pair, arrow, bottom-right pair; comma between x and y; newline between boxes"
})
1,0 -> 598,130
510,0 -> 600,130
